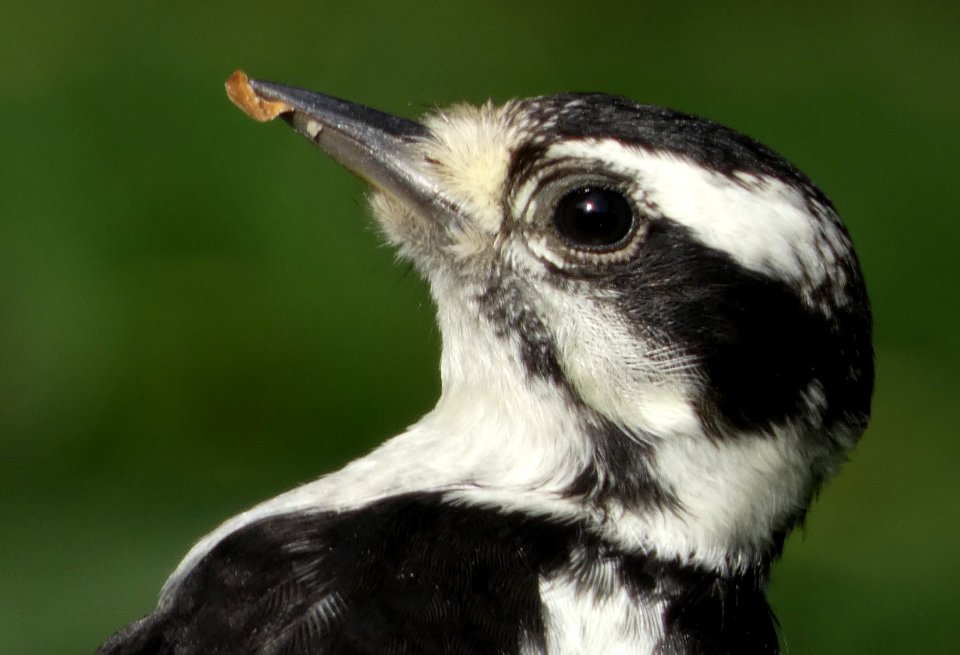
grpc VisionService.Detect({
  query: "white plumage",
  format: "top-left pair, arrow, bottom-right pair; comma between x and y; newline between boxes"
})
100,77 -> 873,655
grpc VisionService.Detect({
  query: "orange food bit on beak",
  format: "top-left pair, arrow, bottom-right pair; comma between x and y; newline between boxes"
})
225,70 -> 292,122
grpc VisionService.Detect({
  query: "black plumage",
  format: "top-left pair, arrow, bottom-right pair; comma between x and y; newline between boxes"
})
99,494 -> 778,655
99,78 -> 873,654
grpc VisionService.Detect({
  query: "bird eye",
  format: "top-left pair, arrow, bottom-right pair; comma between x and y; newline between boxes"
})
553,187 -> 635,250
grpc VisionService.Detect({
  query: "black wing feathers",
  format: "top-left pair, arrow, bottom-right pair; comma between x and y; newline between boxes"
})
97,493 -> 780,655
98,494 -> 573,655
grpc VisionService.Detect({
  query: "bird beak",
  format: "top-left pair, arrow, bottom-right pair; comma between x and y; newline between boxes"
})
226,71 -> 441,214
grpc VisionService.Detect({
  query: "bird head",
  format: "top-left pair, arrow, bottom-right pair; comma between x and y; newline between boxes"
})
229,75 -> 873,572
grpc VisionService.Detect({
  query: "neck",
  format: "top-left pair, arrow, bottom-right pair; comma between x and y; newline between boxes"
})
167,297 -> 807,593
426,286 -> 798,574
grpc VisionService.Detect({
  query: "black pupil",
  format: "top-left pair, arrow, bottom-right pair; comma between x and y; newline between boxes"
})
554,187 -> 634,249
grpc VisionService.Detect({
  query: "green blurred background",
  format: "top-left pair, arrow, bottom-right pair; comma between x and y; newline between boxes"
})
1,1 -> 957,653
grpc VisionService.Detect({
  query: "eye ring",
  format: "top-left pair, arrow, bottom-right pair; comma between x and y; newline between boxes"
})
552,186 -> 636,251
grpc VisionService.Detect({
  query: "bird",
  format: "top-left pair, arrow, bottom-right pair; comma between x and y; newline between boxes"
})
97,72 -> 873,655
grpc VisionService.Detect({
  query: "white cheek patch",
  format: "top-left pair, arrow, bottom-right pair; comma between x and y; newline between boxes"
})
547,140 -> 850,309
544,289 -> 702,439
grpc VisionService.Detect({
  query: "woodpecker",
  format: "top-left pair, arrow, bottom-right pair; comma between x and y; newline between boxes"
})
99,73 -> 873,655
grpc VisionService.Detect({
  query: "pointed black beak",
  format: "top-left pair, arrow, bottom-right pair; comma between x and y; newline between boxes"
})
243,77 -> 442,213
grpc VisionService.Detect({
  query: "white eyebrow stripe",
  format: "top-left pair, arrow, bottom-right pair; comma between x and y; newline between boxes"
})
546,140 -> 849,308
